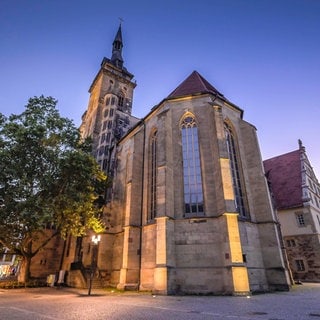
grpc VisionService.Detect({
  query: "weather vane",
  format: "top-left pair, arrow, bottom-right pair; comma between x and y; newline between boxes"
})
119,17 -> 124,25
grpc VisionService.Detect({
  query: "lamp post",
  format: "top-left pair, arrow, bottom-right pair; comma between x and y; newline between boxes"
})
88,234 -> 101,296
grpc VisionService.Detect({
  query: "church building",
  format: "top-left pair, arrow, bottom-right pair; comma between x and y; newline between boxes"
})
62,25 -> 291,295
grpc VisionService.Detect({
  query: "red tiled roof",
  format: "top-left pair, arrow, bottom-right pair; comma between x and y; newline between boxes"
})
167,71 -> 225,99
263,150 -> 303,210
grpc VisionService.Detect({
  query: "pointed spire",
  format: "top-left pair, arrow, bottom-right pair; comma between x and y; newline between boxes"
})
111,24 -> 124,69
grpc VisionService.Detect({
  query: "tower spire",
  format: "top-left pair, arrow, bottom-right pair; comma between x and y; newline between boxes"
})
111,23 -> 124,69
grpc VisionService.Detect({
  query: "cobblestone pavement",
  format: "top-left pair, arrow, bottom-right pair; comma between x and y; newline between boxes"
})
0,283 -> 320,319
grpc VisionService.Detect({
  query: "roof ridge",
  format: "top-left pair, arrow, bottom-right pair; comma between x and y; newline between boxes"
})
167,70 -> 224,99
195,71 -> 208,90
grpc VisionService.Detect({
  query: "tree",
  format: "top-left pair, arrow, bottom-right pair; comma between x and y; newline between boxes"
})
0,96 -> 106,283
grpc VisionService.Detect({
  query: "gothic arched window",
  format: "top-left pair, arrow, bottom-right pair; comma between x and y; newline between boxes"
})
149,130 -> 157,221
224,122 -> 248,218
181,115 -> 204,216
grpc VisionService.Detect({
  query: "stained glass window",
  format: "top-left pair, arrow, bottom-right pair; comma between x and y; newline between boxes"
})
225,123 -> 248,218
150,131 -> 157,220
181,116 -> 204,216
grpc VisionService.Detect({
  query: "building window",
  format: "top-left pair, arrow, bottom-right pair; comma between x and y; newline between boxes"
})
286,239 -> 296,247
111,97 -> 115,105
106,97 -> 110,106
315,197 -> 319,208
224,122 -> 248,218
181,115 -> 204,216
296,213 -> 305,227
109,109 -> 114,118
99,146 -> 104,156
118,95 -> 124,107
149,130 -> 157,221
102,121 -> 107,131
317,215 -> 320,227
100,133 -> 105,144
106,132 -> 111,143
295,259 -> 305,271
107,120 -> 113,129
102,159 -> 108,170
104,109 -> 109,117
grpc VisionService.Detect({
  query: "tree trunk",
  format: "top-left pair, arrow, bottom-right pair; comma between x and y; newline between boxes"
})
17,240 -> 33,284
18,255 -> 32,283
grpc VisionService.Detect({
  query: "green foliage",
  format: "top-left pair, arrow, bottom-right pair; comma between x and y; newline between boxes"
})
0,96 -> 106,264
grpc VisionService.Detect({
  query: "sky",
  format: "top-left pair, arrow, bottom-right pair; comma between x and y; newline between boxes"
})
0,0 -> 319,177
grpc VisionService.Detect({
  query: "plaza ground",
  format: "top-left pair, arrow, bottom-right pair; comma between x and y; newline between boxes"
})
0,283 -> 320,319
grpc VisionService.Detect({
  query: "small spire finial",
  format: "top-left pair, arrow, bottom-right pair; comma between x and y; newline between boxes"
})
119,17 -> 124,25
298,139 -> 306,152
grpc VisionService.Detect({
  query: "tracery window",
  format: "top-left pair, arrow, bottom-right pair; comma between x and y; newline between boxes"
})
224,122 -> 248,218
149,130 -> 157,221
181,115 -> 204,216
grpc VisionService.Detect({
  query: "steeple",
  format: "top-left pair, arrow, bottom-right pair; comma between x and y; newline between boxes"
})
111,24 -> 124,69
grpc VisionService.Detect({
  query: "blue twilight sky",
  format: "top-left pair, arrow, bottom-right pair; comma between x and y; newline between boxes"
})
0,0 -> 319,177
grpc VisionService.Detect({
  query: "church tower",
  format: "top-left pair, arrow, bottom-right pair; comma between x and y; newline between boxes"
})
61,25 -> 140,286
79,24 -> 138,176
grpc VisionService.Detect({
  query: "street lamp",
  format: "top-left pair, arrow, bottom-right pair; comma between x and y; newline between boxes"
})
88,234 -> 101,296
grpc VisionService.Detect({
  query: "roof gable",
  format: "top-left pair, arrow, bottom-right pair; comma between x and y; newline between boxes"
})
263,150 -> 303,210
167,71 -> 225,99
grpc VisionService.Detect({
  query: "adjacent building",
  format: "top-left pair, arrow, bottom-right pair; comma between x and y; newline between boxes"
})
59,24 -> 291,295
264,140 -> 320,282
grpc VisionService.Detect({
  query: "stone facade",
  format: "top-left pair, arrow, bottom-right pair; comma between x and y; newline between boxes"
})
108,88 -> 290,294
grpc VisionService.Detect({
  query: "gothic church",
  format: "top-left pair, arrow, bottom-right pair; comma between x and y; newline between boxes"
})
62,25 -> 291,294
